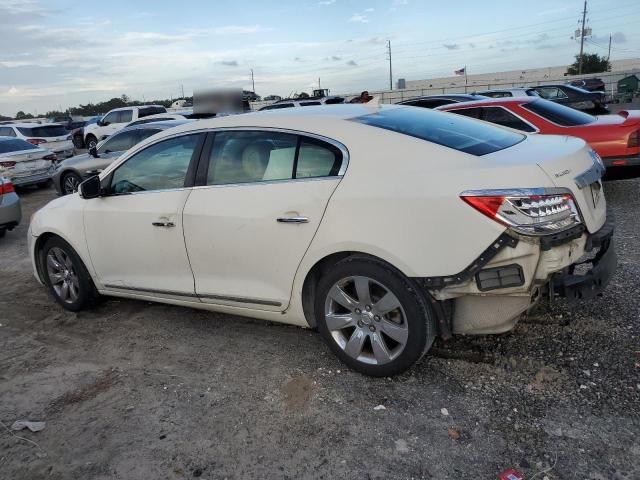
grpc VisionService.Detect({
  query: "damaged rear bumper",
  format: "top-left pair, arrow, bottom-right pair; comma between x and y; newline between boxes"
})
551,214 -> 616,302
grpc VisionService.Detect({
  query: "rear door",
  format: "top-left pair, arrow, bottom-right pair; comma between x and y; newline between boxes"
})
182,129 -> 347,311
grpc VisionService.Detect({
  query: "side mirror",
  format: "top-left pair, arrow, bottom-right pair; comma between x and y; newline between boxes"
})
79,175 -> 102,199
96,120 -> 104,127
89,146 -> 98,157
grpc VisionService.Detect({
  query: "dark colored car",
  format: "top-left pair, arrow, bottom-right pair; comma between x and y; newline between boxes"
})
396,94 -> 488,109
569,78 -> 606,92
71,116 -> 100,149
530,84 -> 608,114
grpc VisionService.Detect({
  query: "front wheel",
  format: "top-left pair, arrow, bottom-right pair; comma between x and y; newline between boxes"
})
40,236 -> 99,311
85,135 -> 98,150
61,172 -> 82,195
315,257 -> 435,377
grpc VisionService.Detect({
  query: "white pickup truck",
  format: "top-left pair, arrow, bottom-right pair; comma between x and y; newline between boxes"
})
83,105 -> 167,149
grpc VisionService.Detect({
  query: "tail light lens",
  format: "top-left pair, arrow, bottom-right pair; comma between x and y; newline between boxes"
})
27,138 -> 47,145
43,154 -> 57,161
0,180 -> 15,194
628,130 -> 640,148
460,189 -> 581,235
0,161 -> 17,168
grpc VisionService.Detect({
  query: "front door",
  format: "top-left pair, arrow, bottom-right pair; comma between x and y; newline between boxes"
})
183,129 -> 347,311
84,132 -> 205,295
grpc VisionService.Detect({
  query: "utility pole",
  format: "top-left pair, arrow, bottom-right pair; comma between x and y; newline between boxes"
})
387,40 -> 393,90
607,34 -> 612,60
318,77 -> 321,91
578,0 -> 587,74
181,84 -> 185,99
251,69 -> 255,93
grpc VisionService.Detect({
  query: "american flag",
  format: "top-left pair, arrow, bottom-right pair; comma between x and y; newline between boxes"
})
454,67 -> 466,76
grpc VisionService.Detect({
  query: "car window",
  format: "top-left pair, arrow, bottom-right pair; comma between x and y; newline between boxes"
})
300,101 -> 321,106
16,125 -> 67,137
139,106 -> 167,118
260,103 -> 294,110
109,133 -> 204,194
479,91 -> 512,98
0,127 -> 16,137
351,107 -> 525,156
102,112 -> 119,125
480,107 -> 537,133
410,99 -> 452,108
449,107 -> 482,119
296,139 -> 342,178
535,87 -> 568,100
0,138 -> 38,153
522,99 -> 595,126
207,131 -> 298,185
117,110 -> 133,123
98,130 -> 141,154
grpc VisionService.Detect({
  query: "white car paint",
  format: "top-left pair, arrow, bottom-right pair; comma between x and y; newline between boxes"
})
0,123 -> 74,158
83,105 -> 167,146
29,104 -> 611,365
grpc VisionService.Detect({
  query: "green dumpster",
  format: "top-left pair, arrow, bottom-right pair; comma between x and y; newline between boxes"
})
617,75 -> 639,94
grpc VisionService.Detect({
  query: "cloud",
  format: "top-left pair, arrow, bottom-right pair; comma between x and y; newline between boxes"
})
211,25 -> 271,34
443,44 -> 460,50
346,60 -> 357,66
349,14 -> 368,23
216,60 -> 239,67
318,0 -> 335,4
8,86 -> 18,95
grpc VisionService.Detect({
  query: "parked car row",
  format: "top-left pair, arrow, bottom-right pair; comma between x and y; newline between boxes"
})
27,104 -> 615,377
0,123 -> 74,159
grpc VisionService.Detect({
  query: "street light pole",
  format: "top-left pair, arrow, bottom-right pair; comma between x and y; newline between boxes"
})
251,69 -> 255,93
578,0 -> 587,75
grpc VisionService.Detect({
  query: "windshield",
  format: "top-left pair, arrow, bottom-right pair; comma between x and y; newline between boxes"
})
350,106 -> 525,156
16,125 -> 68,137
0,138 -> 39,154
522,99 -> 595,126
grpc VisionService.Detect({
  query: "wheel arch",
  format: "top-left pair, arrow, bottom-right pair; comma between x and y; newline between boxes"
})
299,250 -> 420,328
33,231 -> 94,284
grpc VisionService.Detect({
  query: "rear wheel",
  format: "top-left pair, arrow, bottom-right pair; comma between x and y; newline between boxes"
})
61,172 -> 82,195
40,236 -> 99,311
315,256 -> 435,377
85,135 -> 98,149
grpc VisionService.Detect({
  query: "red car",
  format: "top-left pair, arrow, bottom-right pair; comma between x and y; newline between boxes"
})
437,98 -> 640,168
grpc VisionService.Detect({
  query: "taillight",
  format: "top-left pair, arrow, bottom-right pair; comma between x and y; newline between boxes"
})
628,130 -> 640,148
0,161 -> 17,168
0,180 -> 15,194
43,154 -> 57,161
460,189 -> 581,235
27,138 -> 47,145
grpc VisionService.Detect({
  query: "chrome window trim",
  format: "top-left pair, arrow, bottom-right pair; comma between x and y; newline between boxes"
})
201,126 -> 350,177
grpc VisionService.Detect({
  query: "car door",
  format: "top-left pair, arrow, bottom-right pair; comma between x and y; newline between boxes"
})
182,129 -> 347,311
83,132 -> 206,295
535,87 -> 569,106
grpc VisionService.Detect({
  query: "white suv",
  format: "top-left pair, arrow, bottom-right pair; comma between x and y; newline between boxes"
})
83,105 -> 167,149
28,105 -> 615,377
0,123 -> 74,159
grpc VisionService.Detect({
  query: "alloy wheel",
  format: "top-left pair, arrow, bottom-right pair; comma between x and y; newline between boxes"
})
63,174 -> 81,194
46,247 -> 80,304
324,275 -> 408,365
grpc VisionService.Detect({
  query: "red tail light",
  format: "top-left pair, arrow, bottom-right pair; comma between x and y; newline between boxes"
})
628,130 -> 640,148
0,180 -> 15,194
460,189 -> 581,235
0,161 -> 17,168
27,138 -> 46,145
42,154 -> 57,161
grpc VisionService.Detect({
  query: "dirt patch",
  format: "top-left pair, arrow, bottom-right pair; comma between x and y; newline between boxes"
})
47,369 -> 118,413
281,374 -> 315,413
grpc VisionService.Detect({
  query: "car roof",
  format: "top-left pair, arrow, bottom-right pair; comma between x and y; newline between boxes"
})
476,87 -> 532,93
1,122 -> 64,128
398,94 -> 486,103
108,105 -> 165,112
436,97 -> 534,109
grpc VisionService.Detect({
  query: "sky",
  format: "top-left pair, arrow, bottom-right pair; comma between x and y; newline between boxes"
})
1,0 -> 639,116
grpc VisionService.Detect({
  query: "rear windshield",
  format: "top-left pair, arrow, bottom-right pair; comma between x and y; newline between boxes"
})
16,125 -> 68,137
0,139 -> 38,153
522,99 -> 595,126
350,107 -> 525,156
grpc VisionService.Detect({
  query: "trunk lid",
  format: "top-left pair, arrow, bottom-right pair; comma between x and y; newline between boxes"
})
526,135 -> 606,233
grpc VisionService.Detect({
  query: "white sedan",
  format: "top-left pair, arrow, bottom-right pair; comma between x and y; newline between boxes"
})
28,105 -> 615,376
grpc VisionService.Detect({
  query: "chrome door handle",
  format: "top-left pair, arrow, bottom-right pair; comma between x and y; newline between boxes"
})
277,216 -> 309,224
152,221 -> 175,227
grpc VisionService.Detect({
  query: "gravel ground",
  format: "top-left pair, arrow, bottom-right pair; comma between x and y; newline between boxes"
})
1,174 -> 639,480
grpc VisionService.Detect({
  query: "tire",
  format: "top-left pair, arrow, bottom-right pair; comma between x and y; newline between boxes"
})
315,256 -> 435,377
39,236 -> 100,312
85,135 -> 98,150
61,172 -> 83,195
